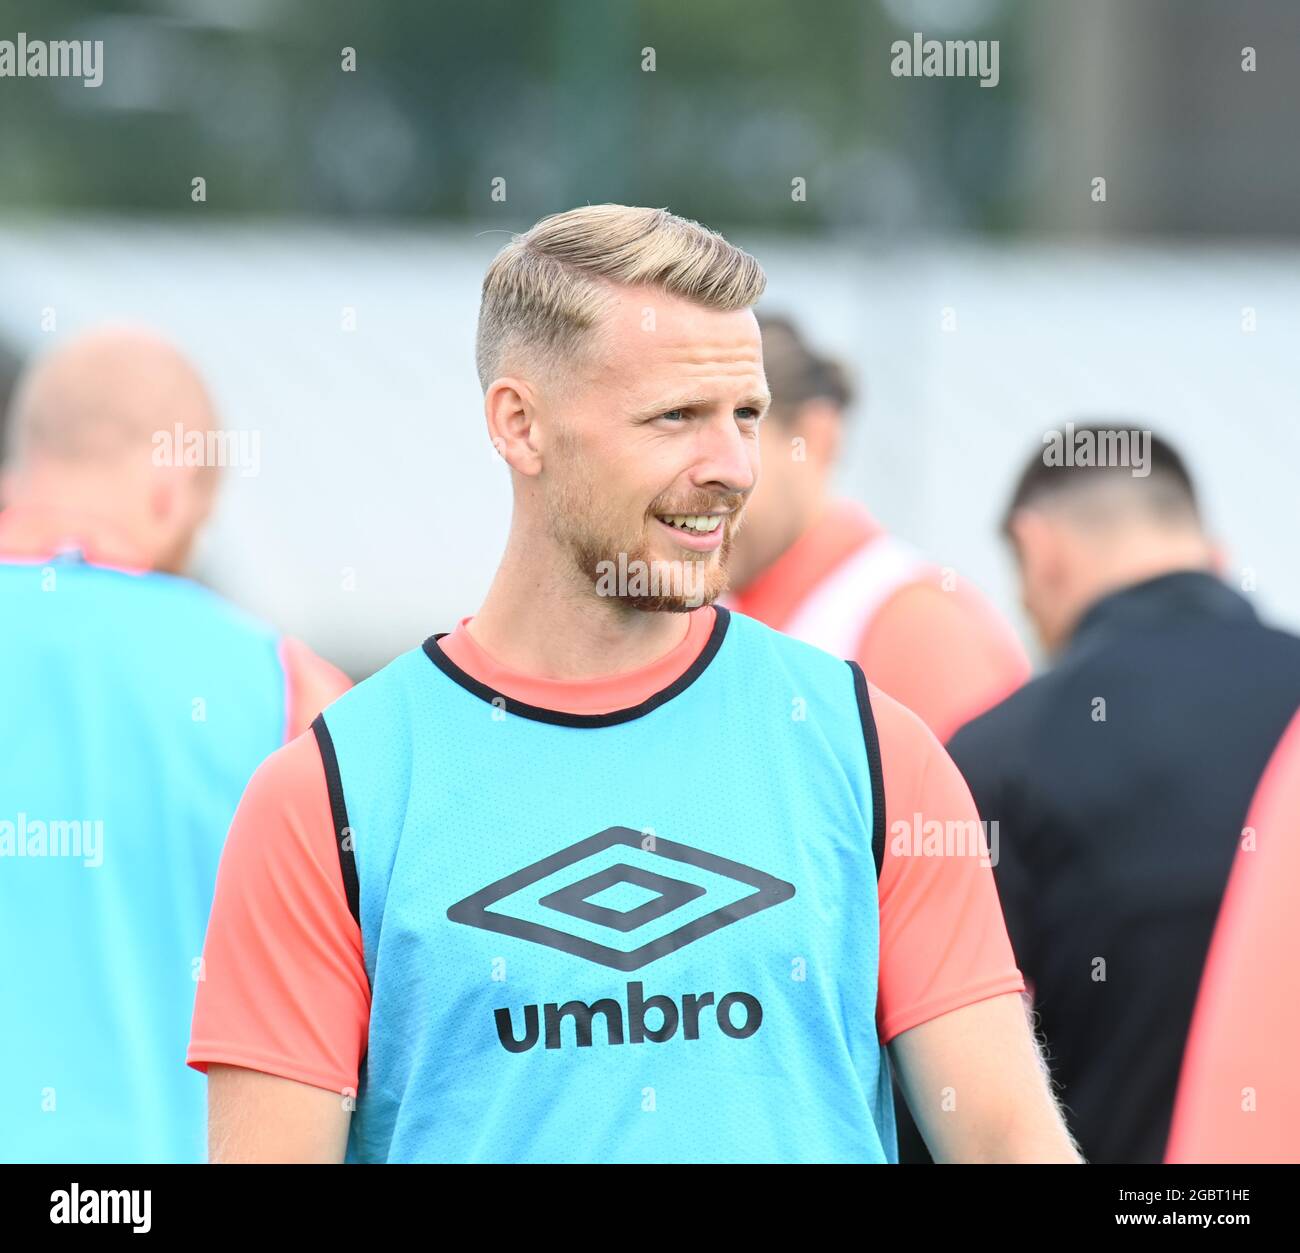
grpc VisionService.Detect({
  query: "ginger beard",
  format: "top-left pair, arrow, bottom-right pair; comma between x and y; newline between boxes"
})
543,425 -> 744,612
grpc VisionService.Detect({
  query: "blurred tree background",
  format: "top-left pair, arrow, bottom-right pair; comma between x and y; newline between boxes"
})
2,0 -> 1299,665
3,0 -> 1295,237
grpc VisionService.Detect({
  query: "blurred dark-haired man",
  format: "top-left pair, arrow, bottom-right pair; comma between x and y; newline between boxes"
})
944,425 -> 1300,1163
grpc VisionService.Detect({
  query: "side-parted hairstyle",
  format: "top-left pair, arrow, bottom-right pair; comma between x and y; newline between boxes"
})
475,204 -> 767,394
1001,424 -> 1201,539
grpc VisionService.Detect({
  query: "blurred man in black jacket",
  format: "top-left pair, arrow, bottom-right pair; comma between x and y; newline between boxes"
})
943,426 -> 1300,1164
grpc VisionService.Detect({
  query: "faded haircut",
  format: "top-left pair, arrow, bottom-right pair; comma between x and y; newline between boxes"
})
1001,425 -> 1201,538
475,204 -> 767,396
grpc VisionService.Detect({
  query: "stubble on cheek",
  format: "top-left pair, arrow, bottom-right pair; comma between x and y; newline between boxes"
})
544,430 -> 741,609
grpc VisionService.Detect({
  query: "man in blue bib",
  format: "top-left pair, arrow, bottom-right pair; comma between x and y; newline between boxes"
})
0,326 -> 350,1162
191,205 -> 1081,1164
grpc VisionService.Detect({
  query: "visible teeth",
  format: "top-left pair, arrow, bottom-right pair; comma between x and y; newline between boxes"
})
660,514 -> 722,533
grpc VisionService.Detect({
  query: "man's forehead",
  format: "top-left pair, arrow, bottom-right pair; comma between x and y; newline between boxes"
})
594,288 -> 764,386
603,284 -> 760,339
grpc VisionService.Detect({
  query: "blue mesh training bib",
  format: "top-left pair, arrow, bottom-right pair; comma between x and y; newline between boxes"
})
0,553 -> 286,1163
316,607 -> 895,1163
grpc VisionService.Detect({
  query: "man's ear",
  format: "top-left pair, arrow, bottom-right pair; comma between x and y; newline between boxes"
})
149,475 -> 175,523
148,462 -> 209,524
1008,508 -> 1060,586
485,376 -> 542,476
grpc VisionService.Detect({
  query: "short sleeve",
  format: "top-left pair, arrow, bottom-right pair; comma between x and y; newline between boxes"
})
872,685 -> 1026,1044
187,732 -> 370,1095
857,579 -> 1030,744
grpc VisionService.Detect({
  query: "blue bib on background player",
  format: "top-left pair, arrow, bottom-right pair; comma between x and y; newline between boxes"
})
0,553 -> 286,1163
316,607 -> 896,1163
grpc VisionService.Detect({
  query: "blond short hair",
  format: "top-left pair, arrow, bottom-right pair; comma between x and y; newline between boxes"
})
475,204 -> 766,393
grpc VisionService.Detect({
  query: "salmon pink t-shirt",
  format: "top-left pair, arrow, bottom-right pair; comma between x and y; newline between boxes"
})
187,605 -> 1026,1094
1165,707 -> 1300,1163
730,500 -> 1030,744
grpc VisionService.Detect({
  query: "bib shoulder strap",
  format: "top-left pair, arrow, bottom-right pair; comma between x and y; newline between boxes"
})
312,714 -> 361,926
845,660 -> 886,880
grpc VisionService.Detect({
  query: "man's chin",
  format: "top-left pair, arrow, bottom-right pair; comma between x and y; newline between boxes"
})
623,577 -> 726,613
615,594 -> 716,613
587,547 -> 729,612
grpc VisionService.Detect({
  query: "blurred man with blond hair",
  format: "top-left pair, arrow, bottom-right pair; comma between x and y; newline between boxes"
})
190,205 -> 1078,1164
0,326 -> 350,1162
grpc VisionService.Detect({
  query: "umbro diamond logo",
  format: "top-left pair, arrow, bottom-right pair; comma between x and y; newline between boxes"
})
446,825 -> 795,971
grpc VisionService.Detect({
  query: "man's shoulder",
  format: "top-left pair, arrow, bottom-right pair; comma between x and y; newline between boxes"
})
865,679 -> 941,748
946,664 -> 1053,754
317,639 -> 433,723
1215,613 -> 1300,668
234,727 -> 332,815
71,563 -> 284,647
725,606 -> 884,717
725,604 -> 856,672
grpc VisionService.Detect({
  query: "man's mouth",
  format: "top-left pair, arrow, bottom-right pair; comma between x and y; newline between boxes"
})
652,511 -> 728,552
655,513 -> 725,534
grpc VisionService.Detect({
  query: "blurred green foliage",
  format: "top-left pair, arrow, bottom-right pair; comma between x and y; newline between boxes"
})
0,0 -> 1032,231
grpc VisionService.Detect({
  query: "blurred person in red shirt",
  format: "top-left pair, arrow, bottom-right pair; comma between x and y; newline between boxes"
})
725,313 -> 1029,745
1166,705 -> 1300,1163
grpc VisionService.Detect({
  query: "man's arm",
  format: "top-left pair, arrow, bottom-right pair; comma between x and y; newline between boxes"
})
869,682 -> 1071,1162
857,580 -> 1030,744
889,991 -> 1083,1163
187,735 -> 371,1162
946,701 -> 1042,997
208,1065 -> 351,1164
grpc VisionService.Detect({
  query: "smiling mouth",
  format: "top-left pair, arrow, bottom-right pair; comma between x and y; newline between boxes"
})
654,512 -> 726,534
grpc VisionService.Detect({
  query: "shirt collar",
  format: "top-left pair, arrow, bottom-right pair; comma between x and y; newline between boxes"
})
1068,569 -> 1256,652
433,604 -> 719,717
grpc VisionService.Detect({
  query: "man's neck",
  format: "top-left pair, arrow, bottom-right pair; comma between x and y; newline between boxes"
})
1058,547 -> 1216,652
467,535 -> 694,681
732,491 -> 832,596
0,501 -> 150,568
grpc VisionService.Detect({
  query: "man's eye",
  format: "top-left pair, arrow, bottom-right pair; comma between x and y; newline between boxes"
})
736,408 -> 762,423
659,409 -> 687,422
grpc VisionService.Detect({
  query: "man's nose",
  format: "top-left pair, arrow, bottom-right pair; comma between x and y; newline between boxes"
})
692,413 -> 757,495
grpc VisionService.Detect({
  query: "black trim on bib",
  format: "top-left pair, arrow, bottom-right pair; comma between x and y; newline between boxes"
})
847,660 -> 887,880
421,605 -> 731,727
311,714 -> 361,926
